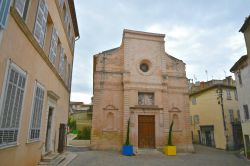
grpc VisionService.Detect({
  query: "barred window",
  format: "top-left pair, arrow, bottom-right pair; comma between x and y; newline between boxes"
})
49,26 -> 58,65
0,63 -> 26,147
33,0 -> 48,47
29,82 -> 44,140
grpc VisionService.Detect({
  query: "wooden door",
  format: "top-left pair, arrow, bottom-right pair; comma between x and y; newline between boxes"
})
138,115 -> 155,148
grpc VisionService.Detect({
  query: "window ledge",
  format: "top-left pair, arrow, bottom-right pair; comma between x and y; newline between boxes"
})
131,105 -> 163,110
0,143 -> 19,150
26,139 -> 40,144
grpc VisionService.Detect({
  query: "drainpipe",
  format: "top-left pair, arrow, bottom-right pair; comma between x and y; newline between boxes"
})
217,85 -> 228,150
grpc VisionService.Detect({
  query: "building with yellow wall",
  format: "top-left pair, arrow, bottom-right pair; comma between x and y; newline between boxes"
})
231,15 -> 250,158
190,77 -> 243,150
0,0 -> 79,165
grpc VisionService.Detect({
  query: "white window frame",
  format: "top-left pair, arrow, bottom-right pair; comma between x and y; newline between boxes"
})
68,64 -> 72,88
33,0 -> 48,48
0,0 -> 11,29
28,81 -> 45,142
244,105 -> 249,121
194,115 -> 199,124
234,89 -> 238,100
59,45 -> 65,76
192,97 -> 197,105
226,89 -> 231,100
64,9 -> 69,25
58,0 -> 64,8
15,0 -> 27,18
229,109 -> 234,123
0,60 -> 27,148
49,25 -> 58,65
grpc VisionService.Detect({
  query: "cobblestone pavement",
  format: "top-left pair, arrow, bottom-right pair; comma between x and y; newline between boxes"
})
67,145 -> 249,166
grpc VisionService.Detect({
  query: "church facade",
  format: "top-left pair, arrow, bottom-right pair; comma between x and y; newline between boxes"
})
91,29 -> 194,152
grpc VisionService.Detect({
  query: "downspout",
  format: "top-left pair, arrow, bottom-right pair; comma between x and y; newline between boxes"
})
218,85 -> 228,150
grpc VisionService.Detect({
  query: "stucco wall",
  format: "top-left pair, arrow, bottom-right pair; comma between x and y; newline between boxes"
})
190,87 -> 239,150
0,0 -> 75,165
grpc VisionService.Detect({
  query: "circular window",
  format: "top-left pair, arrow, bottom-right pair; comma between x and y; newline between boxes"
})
140,63 -> 149,72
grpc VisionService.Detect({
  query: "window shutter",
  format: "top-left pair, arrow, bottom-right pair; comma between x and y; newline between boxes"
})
15,0 -> 27,17
29,83 -> 44,140
64,10 -> 69,24
34,0 -> 48,47
0,0 -> 11,29
59,46 -> 65,76
68,64 -> 72,89
49,26 -> 58,65
58,0 -> 64,8
0,65 -> 26,146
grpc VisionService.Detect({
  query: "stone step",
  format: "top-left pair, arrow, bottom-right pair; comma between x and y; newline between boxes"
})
38,153 -> 66,166
42,153 -> 60,162
136,148 -> 161,154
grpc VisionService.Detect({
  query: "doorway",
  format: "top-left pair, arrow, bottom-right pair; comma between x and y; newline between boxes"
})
45,107 -> 53,153
138,115 -> 155,148
200,125 -> 215,147
205,131 -> 212,146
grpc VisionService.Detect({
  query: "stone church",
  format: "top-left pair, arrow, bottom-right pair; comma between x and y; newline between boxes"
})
91,29 -> 194,152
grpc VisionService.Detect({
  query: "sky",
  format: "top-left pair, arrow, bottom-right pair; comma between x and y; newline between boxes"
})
71,0 -> 250,104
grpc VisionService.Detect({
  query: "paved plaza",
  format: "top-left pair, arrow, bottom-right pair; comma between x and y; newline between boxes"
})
67,145 -> 249,166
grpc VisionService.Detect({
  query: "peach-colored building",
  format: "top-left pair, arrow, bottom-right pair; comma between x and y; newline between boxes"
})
0,0 -> 79,165
92,29 -> 194,153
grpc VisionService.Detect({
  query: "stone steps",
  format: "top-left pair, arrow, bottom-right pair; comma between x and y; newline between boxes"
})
136,148 -> 161,155
37,153 -> 66,166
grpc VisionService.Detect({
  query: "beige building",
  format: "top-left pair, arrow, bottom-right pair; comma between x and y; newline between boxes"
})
189,77 -> 243,150
92,29 -> 194,153
231,15 -> 250,157
0,0 -> 79,166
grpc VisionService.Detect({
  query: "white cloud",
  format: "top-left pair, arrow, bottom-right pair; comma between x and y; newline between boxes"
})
71,0 -> 250,103
70,92 -> 92,104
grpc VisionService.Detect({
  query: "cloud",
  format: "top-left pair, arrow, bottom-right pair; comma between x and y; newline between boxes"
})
72,0 -> 249,103
70,92 -> 92,104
